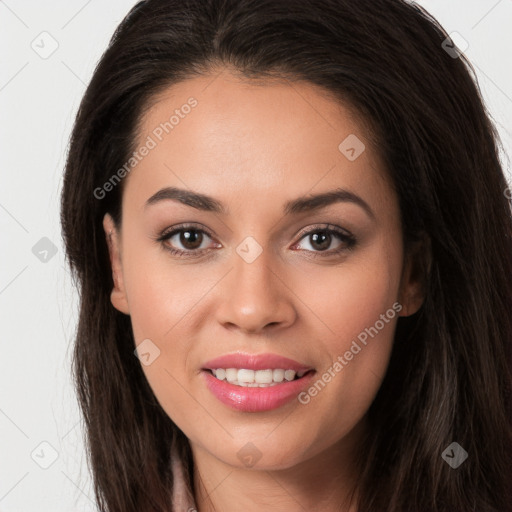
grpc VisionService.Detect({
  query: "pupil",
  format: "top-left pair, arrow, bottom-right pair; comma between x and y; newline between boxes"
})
181,230 -> 202,249
311,231 -> 331,251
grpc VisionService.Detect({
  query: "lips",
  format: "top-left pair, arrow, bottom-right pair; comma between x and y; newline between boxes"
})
202,352 -> 314,373
201,352 -> 316,412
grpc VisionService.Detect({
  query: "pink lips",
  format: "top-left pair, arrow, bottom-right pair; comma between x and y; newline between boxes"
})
202,352 -> 313,372
201,352 -> 315,413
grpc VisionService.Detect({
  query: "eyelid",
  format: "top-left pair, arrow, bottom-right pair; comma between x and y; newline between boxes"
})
157,222 -> 216,241
294,223 -> 354,242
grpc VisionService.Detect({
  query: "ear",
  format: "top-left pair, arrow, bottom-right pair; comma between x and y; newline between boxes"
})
398,233 -> 431,317
103,213 -> 130,315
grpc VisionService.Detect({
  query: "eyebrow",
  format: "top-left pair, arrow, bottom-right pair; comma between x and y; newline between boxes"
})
144,186 -> 375,219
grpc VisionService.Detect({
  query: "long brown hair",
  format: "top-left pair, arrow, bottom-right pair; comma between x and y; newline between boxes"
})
60,0 -> 512,510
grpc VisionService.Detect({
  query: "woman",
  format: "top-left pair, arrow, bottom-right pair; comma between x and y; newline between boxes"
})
60,0 -> 512,510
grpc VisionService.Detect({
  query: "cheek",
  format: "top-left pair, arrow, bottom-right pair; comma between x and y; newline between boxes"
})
296,239 -> 403,347
292,242 -> 402,436
119,241 -> 217,424
121,240 -> 210,342
122,257 -> 204,427
303,268 -> 398,390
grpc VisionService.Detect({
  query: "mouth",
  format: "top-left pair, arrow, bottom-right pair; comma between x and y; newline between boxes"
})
201,353 -> 316,413
200,352 -> 317,412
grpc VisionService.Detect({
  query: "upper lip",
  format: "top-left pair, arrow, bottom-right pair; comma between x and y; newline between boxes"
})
202,352 -> 314,372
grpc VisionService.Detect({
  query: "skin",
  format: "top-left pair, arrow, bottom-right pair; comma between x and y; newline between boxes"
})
103,67 -> 424,512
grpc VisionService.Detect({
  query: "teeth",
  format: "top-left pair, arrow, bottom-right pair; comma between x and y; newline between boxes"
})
273,369 -> 285,382
284,370 -> 296,381
255,369 -> 273,384
238,369 -> 255,383
225,368 -> 238,382
210,368 -> 307,386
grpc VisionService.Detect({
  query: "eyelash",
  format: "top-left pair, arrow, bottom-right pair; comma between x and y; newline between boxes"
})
155,223 -> 357,259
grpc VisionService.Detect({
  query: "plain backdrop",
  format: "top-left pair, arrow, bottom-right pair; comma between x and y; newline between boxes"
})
1,1 -> 511,510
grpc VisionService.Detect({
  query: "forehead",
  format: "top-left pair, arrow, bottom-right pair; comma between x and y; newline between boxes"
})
124,69 -> 394,218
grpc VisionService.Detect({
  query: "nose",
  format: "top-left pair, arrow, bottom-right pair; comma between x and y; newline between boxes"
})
215,246 -> 297,334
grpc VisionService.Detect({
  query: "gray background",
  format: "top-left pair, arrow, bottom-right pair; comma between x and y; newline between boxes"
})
1,0 -> 511,510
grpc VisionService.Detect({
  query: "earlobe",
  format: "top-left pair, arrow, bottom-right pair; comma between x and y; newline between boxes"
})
398,234 -> 431,317
103,213 -> 130,315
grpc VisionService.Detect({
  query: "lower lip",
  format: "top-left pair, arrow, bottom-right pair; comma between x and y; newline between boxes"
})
202,370 -> 316,412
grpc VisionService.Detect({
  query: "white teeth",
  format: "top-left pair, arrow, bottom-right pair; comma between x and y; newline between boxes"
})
284,370 -> 296,381
273,369 -> 285,382
210,368 -> 304,385
255,369 -> 273,384
225,368 -> 238,382
238,369 -> 255,383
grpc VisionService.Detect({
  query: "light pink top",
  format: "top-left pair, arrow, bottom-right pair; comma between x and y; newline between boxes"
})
170,436 -> 198,511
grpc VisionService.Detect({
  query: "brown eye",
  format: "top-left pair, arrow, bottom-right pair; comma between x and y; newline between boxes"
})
178,229 -> 204,250
309,231 -> 333,251
294,226 -> 356,255
161,228 -> 210,251
156,224 -> 219,258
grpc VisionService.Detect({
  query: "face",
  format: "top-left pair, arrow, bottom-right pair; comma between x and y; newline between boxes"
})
104,68 -> 423,472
